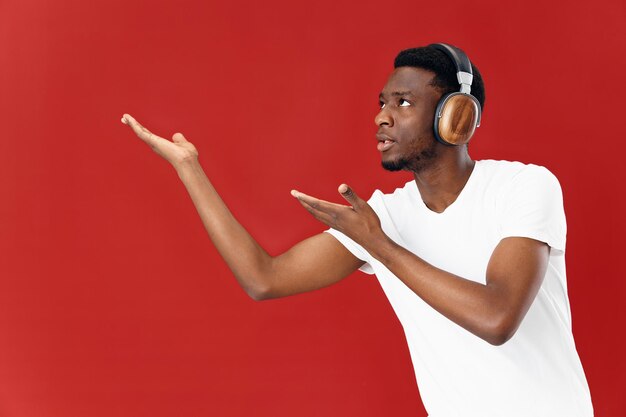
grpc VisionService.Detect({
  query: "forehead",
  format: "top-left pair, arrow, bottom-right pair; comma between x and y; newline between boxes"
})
380,66 -> 438,97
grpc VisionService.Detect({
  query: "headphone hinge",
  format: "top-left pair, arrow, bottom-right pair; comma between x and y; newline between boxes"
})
458,71 -> 473,94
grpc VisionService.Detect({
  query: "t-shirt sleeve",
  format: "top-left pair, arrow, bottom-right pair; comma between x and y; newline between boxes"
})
497,165 -> 567,254
323,190 -> 384,275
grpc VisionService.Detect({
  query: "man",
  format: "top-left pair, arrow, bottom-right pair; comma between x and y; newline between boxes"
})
122,43 -> 593,416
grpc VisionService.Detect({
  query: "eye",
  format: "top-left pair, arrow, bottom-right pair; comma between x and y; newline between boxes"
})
399,99 -> 411,107
379,101 -> 386,109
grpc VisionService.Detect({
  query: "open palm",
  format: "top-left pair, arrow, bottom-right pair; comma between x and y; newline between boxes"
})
122,113 -> 198,168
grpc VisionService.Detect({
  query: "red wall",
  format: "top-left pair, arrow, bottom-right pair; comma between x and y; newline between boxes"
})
1,0 -> 624,415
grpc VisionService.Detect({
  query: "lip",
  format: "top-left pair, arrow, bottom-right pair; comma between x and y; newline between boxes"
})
376,133 -> 396,152
376,133 -> 396,142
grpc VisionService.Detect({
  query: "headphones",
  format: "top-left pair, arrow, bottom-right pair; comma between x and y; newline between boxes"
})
429,43 -> 482,146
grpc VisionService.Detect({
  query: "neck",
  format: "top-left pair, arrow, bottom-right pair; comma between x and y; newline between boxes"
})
413,148 -> 475,213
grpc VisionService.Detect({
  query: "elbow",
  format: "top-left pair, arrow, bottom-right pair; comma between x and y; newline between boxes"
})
483,317 -> 520,346
485,330 -> 514,346
245,286 -> 270,301
232,270 -> 275,301
247,288 -> 270,302
244,281 -> 276,302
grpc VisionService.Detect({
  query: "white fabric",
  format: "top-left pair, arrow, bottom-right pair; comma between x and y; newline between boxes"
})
325,159 -> 593,417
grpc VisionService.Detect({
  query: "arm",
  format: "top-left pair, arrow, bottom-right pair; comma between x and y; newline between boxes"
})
292,185 -> 549,345
370,234 -> 548,345
122,114 -> 364,300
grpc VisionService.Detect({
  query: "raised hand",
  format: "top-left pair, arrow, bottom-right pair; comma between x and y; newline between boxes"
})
291,184 -> 387,250
121,114 -> 199,170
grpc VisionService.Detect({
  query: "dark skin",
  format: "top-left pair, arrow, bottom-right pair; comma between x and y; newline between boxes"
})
122,67 -> 549,346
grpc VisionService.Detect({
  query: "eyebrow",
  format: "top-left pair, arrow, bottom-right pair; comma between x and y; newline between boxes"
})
379,91 -> 415,100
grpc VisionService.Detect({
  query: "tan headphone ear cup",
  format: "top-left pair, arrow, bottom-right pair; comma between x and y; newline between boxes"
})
435,93 -> 480,146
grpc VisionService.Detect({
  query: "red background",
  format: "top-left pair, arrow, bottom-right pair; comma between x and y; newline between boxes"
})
1,0 -> 624,416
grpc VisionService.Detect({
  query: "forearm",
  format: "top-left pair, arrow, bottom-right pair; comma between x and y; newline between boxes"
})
175,159 -> 273,299
289,180 -> 547,345
367,237 -> 511,345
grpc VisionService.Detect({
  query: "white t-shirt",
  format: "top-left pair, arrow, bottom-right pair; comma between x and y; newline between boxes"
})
326,160 -> 593,417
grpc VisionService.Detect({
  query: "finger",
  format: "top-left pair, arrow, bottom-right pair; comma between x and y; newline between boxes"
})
122,113 -> 151,139
123,114 -> 152,139
338,184 -> 365,209
290,190 -> 350,213
122,114 -> 165,147
295,196 -> 336,227
172,132 -> 187,143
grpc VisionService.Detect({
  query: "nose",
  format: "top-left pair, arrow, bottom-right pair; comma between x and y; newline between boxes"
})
375,107 -> 393,128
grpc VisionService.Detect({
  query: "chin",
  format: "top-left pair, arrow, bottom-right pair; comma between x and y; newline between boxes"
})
381,156 -> 408,172
381,151 -> 438,174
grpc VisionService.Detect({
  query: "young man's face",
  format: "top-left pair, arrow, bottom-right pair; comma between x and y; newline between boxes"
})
375,66 -> 443,172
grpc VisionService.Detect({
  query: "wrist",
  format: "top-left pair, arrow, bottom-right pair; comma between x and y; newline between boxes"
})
364,232 -> 399,264
174,157 -> 202,179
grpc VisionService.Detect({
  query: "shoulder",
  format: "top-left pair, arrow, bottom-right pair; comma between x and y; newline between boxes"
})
366,180 -> 417,210
477,159 -> 557,179
477,159 -> 562,194
485,161 -> 567,252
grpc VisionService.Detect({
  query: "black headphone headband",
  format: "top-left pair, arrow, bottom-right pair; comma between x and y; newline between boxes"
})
428,43 -> 474,95
429,43 -> 473,75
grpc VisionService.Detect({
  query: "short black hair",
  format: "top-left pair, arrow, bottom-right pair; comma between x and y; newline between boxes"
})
394,45 -> 485,110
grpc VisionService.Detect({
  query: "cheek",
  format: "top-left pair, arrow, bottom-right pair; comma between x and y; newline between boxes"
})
418,103 -> 437,125
400,112 -> 433,139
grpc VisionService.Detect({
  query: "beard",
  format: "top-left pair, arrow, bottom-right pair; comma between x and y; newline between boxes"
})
381,137 -> 439,173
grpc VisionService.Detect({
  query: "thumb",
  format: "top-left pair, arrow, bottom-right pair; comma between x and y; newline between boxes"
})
172,132 -> 188,143
338,184 -> 364,208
